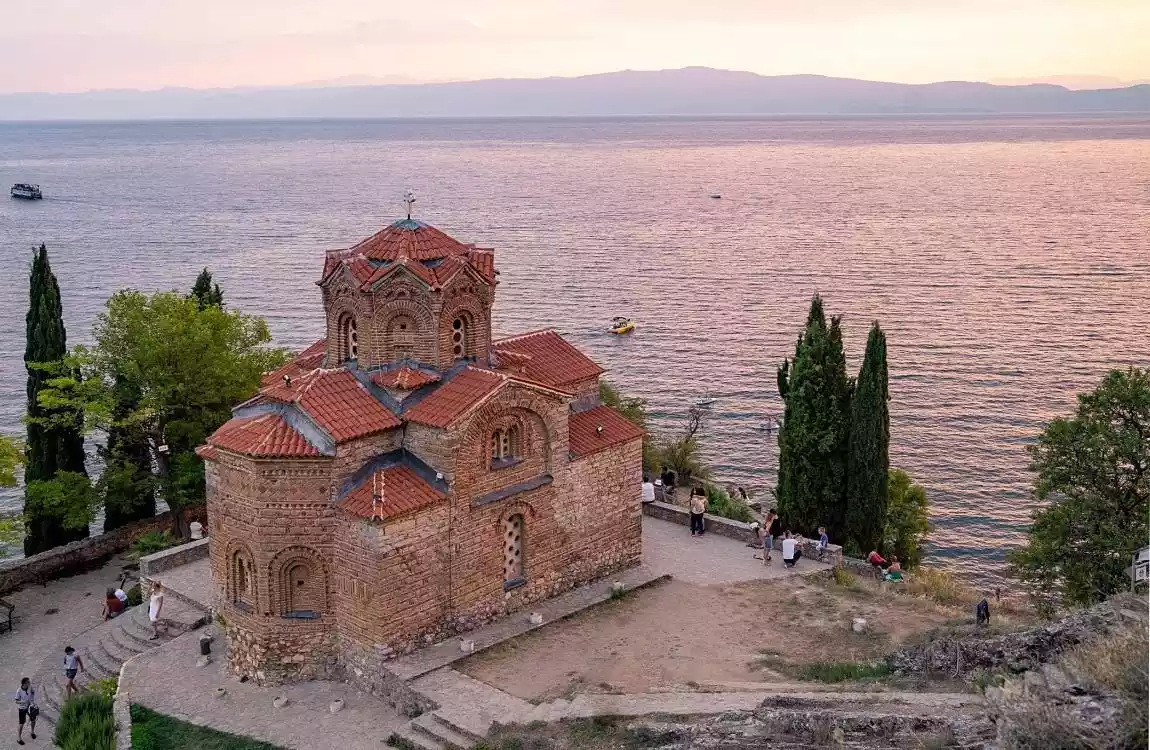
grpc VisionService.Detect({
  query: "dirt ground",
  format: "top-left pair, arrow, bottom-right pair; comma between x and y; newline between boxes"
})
458,575 -> 969,702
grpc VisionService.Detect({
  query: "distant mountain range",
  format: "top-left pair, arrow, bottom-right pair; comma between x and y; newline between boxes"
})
2,67 -> 1148,121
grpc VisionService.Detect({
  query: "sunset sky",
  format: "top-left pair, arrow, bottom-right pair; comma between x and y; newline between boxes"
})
5,0 -> 1149,93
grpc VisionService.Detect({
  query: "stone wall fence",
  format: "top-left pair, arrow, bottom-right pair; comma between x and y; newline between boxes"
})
0,506 -> 205,596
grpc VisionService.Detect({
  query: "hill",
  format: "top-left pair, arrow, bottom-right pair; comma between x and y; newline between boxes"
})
2,67 -> 1148,120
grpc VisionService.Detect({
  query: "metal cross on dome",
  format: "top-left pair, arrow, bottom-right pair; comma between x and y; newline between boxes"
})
403,189 -> 416,220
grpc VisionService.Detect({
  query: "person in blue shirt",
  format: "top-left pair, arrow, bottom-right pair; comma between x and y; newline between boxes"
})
816,527 -> 830,561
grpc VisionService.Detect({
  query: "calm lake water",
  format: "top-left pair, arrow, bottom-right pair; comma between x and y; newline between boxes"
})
1,116 -> 1148,583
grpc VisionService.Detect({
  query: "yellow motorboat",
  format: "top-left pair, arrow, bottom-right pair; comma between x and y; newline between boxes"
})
609,317 -> 635,335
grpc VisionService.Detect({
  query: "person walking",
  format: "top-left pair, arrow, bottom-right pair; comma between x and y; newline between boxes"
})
751,522 -> 771,565
14,677 -> 38,745
688,488 -> 707,536
148,581 -> 165,640
62,647 -> 84,697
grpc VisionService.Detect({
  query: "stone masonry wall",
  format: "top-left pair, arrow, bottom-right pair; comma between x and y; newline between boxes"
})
0,505 -> 205,596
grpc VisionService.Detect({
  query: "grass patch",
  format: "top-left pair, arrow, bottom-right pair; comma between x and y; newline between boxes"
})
131,530 -> 177,559
55,693 -> 116,750
130,705 -> 286,750
796,661 -> 893,683
89,676 -> 119,698
608,586 -> 630,602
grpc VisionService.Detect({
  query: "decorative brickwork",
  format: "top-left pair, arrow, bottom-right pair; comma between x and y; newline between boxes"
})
203,215 -> 642,695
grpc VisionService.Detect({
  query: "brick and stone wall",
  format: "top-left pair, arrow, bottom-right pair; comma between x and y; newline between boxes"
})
138,537 -> 210,578
0,506 -> 205,596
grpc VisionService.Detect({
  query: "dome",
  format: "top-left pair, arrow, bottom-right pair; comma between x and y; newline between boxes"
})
348,219 -> 475,262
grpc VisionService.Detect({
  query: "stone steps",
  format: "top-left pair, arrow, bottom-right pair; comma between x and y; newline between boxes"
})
410,668 -> 534,740
387,723 -> 443,750
411,713 -> 478,749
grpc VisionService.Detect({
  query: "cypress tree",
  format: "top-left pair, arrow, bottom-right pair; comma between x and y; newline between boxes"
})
775,295 -> 853,539
24,244 -> 88,554
191,268 -> 223,309
847,323 -> 890,553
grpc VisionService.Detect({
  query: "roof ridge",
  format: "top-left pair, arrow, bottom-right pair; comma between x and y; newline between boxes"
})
494,328 -> 557,345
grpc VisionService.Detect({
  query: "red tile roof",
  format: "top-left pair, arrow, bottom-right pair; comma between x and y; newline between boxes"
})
262,338 -> 327,388
262,369 -> 401,442
372,367 -> 441,391
340,465 -> 445,520
352,220 -> 473,262
207,414 -> 322,458
493,330 -> 604,391
568,406 -> 644,459
195,444 -> 221,461
404,367 -> 504,428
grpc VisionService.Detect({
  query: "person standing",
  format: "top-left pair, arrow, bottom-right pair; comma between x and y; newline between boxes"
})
148,581 -> 165,640
752,522 -> 770,565
62,647 -> 84,697
762,508 -> 779,563
689,488 -> 707,536
15,677 -> 38,745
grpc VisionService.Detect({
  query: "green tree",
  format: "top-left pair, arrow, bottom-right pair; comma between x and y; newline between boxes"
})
0,435 -> 21,487
655,406 -> 712,485
23,244 -> 88,555
23,472 -> 101,543
190,268 -> 224,310
100,377 -> 156,531
1008,367 -> 1150,608
776,295 -> 853,539
40,291 -> 289,535
846,322 -> 890,553
600,379 -> 657,471
884,468 -> 930,568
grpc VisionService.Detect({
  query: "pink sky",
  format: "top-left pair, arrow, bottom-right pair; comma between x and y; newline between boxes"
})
5,0 -> 1149,93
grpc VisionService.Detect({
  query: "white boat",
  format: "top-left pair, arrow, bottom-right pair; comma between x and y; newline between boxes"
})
709,193 -> 722,199
696,391 -> 717,407
10,183 -> 42,200
753,416 -> 782,433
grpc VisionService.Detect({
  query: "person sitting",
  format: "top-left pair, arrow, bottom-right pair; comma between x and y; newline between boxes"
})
641,475 -> 656,504
816,527 -> 830,561
781,531 -> 802,568
113,586 -> 129,604
102,587 -> 125,621
884,556 -> 904,582
867,549 -> 887,579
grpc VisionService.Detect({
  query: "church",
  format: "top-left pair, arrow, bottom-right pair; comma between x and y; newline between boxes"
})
196,207 -> 644,690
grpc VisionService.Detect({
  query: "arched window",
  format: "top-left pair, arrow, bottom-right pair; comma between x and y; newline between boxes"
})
503,514 -> 525,588
451,315 -> 470,359
490,424 -> 522,468
231,548 -> 255,610
339,314 -> 358,361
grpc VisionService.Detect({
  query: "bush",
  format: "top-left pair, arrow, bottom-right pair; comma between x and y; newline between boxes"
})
797,661 -> 892,683
704,484 -> 755,523
132,530 -> 175,559
831,567 -> 858,588
126,584 -> 143,607
905,568 -> 972,605
884,468 -> 930,568
54,693 -> 116,750
89,676 -> 118,698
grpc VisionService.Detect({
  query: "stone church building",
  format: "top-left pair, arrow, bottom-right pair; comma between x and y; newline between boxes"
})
197,215 -> 644,690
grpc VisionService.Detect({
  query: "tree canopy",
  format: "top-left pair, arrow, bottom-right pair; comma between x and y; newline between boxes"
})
1009,367 -> 1150,608
776,295 -> 853,539
847,323 -> 890,553
884,468 -> 930,568
23,243 -> 88,554
0,435 -> 21,488
39,290 -> 290,532
190,268 -> 224,310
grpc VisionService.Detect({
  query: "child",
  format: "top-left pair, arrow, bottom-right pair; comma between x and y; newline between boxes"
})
148,581 -> 165,640
816,527 -> 829,561
62,647 -> 84,697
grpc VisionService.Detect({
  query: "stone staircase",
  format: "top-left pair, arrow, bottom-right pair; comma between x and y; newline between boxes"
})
31,596 -> 208,726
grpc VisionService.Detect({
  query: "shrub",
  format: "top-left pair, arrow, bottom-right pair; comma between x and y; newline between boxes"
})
54,693 -> 116,750
126,584 -> 143,607
905,568 -> 972,605
132,530 -> 176,558
704,484 -> 755,523
831,567 -> 858,588
89,676 -> 119,698
797,661 -> 892,683
884,468 -> 930,568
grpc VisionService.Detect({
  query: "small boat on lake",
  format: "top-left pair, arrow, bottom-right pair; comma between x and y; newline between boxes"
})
696,391 -> 717,407
11,183 -> 43,200
709,193 -> 722,199
608,317 -> 635,335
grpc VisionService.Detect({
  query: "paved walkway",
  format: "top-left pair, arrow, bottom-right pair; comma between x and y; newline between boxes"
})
150,557 -> 213,610
640,515 -> 832,585
123,630 -> 407,750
